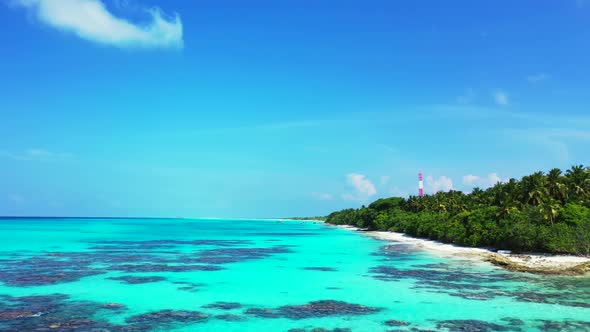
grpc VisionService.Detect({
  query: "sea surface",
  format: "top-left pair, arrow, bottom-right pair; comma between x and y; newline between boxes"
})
0,218 -> 588,332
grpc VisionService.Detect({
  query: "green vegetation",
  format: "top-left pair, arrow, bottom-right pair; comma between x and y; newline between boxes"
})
326,166 -> 590,255
286,216 -> 327,221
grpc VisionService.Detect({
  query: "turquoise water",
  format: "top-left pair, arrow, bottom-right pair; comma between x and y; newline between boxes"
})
0,218 -> 588,332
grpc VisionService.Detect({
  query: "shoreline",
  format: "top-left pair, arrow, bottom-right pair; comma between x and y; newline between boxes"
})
331,224 -> 590,276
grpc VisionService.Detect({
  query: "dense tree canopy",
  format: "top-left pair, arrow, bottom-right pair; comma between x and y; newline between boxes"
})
326,166 -> 590,255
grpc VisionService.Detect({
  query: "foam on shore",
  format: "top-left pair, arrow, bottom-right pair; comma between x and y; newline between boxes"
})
332,224 -> 590,276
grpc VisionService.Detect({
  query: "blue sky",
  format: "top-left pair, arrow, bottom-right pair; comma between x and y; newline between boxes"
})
1,0 -> 589,218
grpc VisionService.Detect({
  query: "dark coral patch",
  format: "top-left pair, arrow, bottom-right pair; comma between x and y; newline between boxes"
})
178,286 -> 199,292
511,291 -> 590,308
125,310 -> 209,328
100,302 -> 127,311
203,302 -> 243,310
215,314 -> 247,321
536,319 -> 590,332
245,300 -> 380,320
276,300 -> 379,319
0,240 -> 294,288
368,263 -> 580,306
303,267 -> 337,272
372,246 -> 590,309
108,275 -> 166,284
244,308 -> 282,318
0,294 -> 137,332
249,232 -> 318,236
0,257 -> 104,287
1,270 -> 103,287
190,246 -> 294,265
436,319 -> 512,332
88,239 -> 253,250
370,265 -> 518,284
287,328 -> 351,332
173,281 -> 204,292
501,318 -> 524,326
372,244 -> 420,262
384,320 -> 411,326
107,263 -> 223,273
0,310 -> 42,321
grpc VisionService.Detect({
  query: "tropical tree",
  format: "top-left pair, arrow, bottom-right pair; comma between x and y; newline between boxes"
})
324,165 -> 590,255
565,165 -> 589,201
547,168 -> 568,203
540,197 -> 561,225
520,172 -> 547,206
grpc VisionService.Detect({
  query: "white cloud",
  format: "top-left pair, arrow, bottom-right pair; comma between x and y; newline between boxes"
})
462,173 -> 506,189
311,192 -> 333,201
341,173 -> 377,202
425,175 -> 453,193
493,90 -> 509,106
527,73 -> 549,83
12,0 -> 183,49
487,173 -> 502,186
462,174 -> 480,185
0,148 -> 74,161
346,173 -> 377,196
379,175 -> 391,186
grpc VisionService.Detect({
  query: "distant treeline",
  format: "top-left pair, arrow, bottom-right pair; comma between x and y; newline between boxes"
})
287,217 -> 327,221
325,166 -> 590,255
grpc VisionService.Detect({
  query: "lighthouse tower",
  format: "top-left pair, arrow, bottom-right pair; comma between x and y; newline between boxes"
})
418,173 -> 424,197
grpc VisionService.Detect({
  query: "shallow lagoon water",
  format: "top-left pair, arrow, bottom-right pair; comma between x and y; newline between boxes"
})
0,218 -> 588,331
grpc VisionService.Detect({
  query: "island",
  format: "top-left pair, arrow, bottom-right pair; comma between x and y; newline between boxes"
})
322,166 -> 590,275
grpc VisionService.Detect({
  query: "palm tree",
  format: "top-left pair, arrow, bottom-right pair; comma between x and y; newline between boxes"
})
520,172 -> 548,206
547,168 -> 568,203
540,197 -> 561,225
565,165 -> 589,201
496,196 -> 519,219
566,165 -> 587,182
470,187 -> 484,205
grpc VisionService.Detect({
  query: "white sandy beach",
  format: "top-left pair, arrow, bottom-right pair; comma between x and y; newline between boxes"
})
332,224 -> 590,275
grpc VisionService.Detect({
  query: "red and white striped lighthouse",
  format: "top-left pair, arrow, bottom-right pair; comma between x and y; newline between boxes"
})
418,173 -> 424,197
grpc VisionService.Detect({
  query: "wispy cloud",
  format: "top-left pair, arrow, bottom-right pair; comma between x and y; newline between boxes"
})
342,173 -> 377,202
493,90 -> 509,106
311,192 -> 333,201
11,0 -> 183,49
505,128 -> 590,162
527,73 -> 549,83
462,174 -> 479,185
347,173 -> 377,196
425,175 -> 453,193
462,173 -> 506,189
433,104 -> 590,128
0,149 -> 74,162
